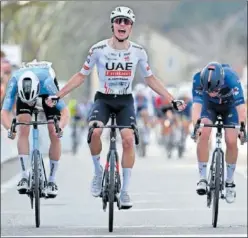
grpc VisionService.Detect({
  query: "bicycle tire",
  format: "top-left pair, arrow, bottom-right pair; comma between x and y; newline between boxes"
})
33,150 -> 41,228
212,150 -> 222,228
108,151 -> 115,232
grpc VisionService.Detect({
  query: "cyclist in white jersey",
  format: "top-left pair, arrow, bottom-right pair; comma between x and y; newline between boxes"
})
46,6 -> 186,209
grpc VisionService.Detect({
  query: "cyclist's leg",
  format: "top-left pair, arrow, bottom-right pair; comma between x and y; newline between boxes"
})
88,95 -> 110,197
42,98 -> 62,197
196,103 -> 215,195
223,107 -> 239,203
16,97 -> 33,193
116,96 -> 136,208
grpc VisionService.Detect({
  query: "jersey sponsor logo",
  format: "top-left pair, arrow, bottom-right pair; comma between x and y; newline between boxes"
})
104,55 -> 117,61
105,62 -> 133,77
132,45 -> 143,50
108,81 -> 129,87
108,77 -> 128,81
232,87 -> 239,96
92,44 -> 107,51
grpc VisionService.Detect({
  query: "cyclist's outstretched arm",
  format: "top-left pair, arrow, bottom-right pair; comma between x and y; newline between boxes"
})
56,72 -> 86,99
56,45 -> 98,99
1,76 -> 17,130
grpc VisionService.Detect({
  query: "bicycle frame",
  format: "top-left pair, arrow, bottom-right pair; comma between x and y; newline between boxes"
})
87,113 -> 139,232
192,116 -> 246,228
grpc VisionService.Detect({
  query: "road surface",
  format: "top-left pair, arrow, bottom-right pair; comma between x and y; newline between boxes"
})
1,132 -> 247,237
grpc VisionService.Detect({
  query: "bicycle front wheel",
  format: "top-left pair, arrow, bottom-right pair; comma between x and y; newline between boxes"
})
212,150 -> 222,228
108,151 -> 116,232
33,150 -> 41,228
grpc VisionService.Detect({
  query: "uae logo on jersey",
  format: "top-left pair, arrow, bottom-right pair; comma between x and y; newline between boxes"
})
105,62 -> 133,76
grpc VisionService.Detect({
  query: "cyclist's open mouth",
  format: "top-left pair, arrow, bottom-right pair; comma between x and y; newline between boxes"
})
118,29 -> 126,36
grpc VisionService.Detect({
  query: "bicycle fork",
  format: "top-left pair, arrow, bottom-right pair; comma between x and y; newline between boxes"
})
207,148 -> 225,207
101,150 -> 121,211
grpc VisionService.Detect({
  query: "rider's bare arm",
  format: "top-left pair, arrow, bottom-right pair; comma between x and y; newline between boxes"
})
192,103 -> 202,126
1,109 -> 12,130
236,104 -> 246,124
145,75 -> 174,103
56,73 -> 86,99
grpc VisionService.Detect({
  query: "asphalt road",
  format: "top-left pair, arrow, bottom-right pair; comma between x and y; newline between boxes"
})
1,132 -> 247,237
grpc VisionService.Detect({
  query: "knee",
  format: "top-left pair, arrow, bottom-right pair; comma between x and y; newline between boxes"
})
19,125 -> 30,138
199,128 -> 211,142
122,134 -> 134,150
225,135 -> 237,149
48,125 -> 60,143
92,128 -> 102,140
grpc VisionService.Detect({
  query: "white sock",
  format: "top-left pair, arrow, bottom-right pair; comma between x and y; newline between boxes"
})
49,159 -> 59,183
226,163 -> 236,183
198,162 -> 208,180
122,168 -> 132,192
92,154 -> 102,174
19,154 -> 29,179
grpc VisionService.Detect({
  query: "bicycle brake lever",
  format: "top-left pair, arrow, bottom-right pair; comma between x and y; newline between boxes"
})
11,118 -> 17,133
131,123 -> 139,145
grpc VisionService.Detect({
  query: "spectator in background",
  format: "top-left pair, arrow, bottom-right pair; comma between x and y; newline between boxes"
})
1,50 -> 15,110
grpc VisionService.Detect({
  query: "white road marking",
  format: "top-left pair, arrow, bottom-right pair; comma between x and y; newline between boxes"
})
4,233 -> 246,238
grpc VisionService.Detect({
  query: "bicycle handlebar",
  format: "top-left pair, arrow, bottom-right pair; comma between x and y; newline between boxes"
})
10,116 -> 61,134
87,122 -> 139,145
191,118 -> 247,145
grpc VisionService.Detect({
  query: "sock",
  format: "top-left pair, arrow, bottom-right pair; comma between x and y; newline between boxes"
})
49,159 -> 59,183
19,155 -> 29,179
122,168 -> 132,192
92,154 -> 101,174
198,162 -> 208,180
226,163 -> 236,183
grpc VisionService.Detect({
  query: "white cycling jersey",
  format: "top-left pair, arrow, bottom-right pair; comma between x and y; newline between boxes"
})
80,39 -> 153,95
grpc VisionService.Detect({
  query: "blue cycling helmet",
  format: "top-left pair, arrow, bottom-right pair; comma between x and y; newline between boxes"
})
200,62 -> 225,92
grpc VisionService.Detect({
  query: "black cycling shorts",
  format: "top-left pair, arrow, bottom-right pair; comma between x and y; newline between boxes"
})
16,77 -> 61,120
88,92 -> 136,127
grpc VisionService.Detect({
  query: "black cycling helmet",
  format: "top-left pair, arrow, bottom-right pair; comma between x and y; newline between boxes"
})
200,62 -> 225,92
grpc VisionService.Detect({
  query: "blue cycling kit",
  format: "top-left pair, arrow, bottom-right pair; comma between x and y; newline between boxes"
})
2,67 -> 66,112
192,64 -> 245,124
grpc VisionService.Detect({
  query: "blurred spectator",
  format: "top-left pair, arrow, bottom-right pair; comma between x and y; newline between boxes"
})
1,50 -> 15,110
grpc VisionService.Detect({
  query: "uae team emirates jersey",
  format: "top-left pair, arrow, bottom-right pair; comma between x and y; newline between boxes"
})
80,39 -> 153,95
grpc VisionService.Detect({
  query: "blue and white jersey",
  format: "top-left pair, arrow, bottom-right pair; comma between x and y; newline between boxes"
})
2,62 -> 66,111
192,64 -> 245,107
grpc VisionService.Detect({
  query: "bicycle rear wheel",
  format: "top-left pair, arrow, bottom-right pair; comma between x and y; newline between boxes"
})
33,150 -> 41,228
108,151 -> 115,232
212,150 -> 222,228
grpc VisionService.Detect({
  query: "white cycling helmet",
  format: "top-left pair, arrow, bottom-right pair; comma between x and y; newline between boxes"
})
18,71 -> 40,104
110,6 -> 135,23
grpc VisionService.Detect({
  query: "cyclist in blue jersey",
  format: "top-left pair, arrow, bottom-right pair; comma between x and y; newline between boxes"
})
192,62 -> 246,204
1,60 -> 69,198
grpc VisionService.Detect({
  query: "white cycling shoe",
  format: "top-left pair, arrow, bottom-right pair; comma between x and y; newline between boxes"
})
119,191 -> 133,209
225,182 -> 236,204
91,166 -> 103,197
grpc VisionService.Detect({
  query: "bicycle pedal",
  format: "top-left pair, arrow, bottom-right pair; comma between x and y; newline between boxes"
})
221,194 -> 225,199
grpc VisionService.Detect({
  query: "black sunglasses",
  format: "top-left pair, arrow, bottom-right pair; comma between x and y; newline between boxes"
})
114,17 -> 133,25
